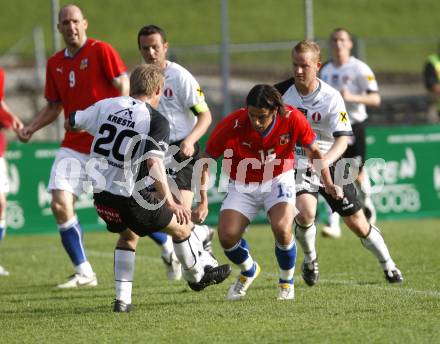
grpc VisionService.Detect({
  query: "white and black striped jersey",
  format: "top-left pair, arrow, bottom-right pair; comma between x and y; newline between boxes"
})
158,61 -> 206,143
275,78 -> 352,168
319,56 -> 379,124
73,96 -> 169,197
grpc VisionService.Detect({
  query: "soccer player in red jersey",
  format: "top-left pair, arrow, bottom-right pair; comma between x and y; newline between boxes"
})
18,5 -> 128,288
0,67 -> 23,276
204,84 -> 341,300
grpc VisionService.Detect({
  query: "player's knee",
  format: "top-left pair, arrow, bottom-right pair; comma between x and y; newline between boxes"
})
51,198 -> 70,219
343,210 -> 369,236
295,211 -> 315,226
217,228 -> 239,249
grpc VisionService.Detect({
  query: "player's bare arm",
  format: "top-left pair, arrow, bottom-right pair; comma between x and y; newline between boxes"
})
341,89 -> 381,107
192,159 -> 210,223
112,74 -> 130,96
17,101 -> 62,143
323,135 -> 348,165
147,156 -> 191,225
305,141 -> 343,200
0,99 -> 23,132
180,108 -> 212,158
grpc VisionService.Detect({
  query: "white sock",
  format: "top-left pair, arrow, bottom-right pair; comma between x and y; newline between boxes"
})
294,219 -> 317,263
173,232 -> 203,283
114,248 -> 135,304
193,224 -> 211,243
160,235 -> 174,259
75,261 -> 94,277
360,225 -> 395,271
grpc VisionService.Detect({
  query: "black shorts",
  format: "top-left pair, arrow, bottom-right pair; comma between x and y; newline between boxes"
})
167,139 -> 201,191
93,190 -> 173,237
296,166 -> 362,217
344,122 -> 366,170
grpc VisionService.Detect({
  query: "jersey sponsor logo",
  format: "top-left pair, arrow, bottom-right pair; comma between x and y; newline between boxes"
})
106,114 -> 135,128
164,88 -> 173,98
340,112 -> 348,123
80,58 -> 89,70
311,112 -> 321,122
279,133 -> 291,145
367,75 -> 375,81
241,141 -> 252,148
297,107 -> 308,117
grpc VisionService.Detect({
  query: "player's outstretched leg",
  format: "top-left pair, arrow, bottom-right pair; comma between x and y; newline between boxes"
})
343,210 -> 403,283
113,247 -> 135,312
275,239 -> 296,300
294,219 -> 319,286
193,224 -> 215,254
57,215 -> 97,289
174,232 -> 231,292
224,238 -> 261,300
147,232 -> 182,281
321,202 -> 342,239
360,225 -> 403,283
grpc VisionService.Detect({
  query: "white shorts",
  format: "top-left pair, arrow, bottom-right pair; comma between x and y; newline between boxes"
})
48,148 -> 90,197
0,157 -> 10,193
221,170 -> 297,222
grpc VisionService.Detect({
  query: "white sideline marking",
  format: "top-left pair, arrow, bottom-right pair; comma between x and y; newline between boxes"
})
88,249 -> 440,299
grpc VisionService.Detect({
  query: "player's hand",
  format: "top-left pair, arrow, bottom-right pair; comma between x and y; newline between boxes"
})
179,139 -> 195,159
192,202 -> 208,224
325,184 -> 343,200
17,127 -> 33,143
169,202 -> 191,225
11,117 -> 24,132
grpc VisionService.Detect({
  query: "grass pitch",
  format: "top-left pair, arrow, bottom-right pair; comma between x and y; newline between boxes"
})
0,219 -> 439,343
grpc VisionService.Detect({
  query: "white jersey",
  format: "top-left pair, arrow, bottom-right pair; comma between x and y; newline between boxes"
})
320,56 -> 379,124
74,96 -> 169,197
275,78 -> 352,167
158,61 -> 206,142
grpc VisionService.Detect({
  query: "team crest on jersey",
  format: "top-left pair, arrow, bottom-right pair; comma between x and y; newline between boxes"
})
340,112 -> 348,123
311,112 -> 321,122
164,88 -> 173,98
79,58 -> 88,70
331,74 -> 339,85
279,133 -> 291,145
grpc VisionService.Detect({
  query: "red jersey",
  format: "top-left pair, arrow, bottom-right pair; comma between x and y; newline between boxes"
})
206,105 -> 316,183
45,38 -> 126,153
0,68 -> 12,156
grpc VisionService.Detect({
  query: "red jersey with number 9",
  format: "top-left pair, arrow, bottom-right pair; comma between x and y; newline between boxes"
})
45,38 -> 126,153
206,105 -> 316,183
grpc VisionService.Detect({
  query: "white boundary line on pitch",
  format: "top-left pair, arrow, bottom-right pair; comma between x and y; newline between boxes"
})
88,249 -> 440,299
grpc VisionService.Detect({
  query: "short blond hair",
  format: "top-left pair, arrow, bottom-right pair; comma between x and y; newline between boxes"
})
292,40 -> 321,63
129,64 -> 164,97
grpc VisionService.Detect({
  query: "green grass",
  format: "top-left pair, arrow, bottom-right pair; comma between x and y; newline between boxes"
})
1,219 -> 439,343
1,0 -> 440,72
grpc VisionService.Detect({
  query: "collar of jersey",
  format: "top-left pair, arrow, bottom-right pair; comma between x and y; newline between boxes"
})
259,114 -> 277,138
64,39 -> 89,59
